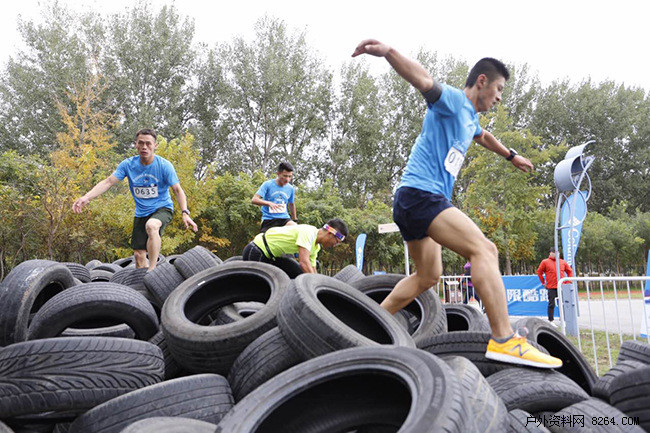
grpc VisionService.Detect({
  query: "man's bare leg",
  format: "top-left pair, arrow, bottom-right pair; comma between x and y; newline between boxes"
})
145,218 -> 163,271
134,249 -> 148,268
380,237 -> 442,314
425,207 -> 512,339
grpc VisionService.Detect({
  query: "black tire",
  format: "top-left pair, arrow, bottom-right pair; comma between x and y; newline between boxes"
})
419,331 -> 550,377
109,268 -> 151,301
164,255 -> 180,265
444,304 -> 490,332
0,260 -> 75,345
212,302 -> 265,325
0,420 -> 13,433
591,360 -> 646,401
277,274 -> 415,360
173,246 -> 222,279
215,346 -> 473,433
53,423 -> 70,433
609,364 -> 650,432
228,327 -> 303,401
143,262 -> 185,307
547,397 -> 646,433
27,283 -> 159,341
5,422 -> 50,433
93,264 -> 123,274
85,260 -> 103,270
616,340 -> 650,364
507,409 -> 551,433
61,324 -> 135,339
0,337 -> 164,418
148,331 -> 186,380
333,264 -> 364,284
120,417 -> 217,433
62,263 -> 91,283
90,269 -> 114,282
486,367 -> 589,413
109,267 -> 135,284
514,317 -> 597,394
443,355 -> 508,433
350,274 -> 447,345
223,256 -> 243,263
112,257 -> 135,268
68,374 -> 233,433
161,262 -> 290,374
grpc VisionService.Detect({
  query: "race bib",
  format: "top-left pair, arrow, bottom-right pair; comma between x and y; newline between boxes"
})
444,147 -> 464,178
269,203 -> 287,214
134,186 -> 159,199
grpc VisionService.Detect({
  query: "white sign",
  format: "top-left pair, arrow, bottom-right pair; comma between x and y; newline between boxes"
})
378,223 -> 400,234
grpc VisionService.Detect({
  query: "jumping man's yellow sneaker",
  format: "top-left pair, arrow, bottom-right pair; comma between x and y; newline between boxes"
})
485,329 -> 562,369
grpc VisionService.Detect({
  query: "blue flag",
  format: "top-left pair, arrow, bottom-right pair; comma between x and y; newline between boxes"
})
560,191 -> 588,268
641,250 -> 650,338
355,233 -> 367,271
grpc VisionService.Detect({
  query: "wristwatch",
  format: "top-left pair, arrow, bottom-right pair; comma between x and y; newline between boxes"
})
181,209 -> 190,216
506,148 -> 518,161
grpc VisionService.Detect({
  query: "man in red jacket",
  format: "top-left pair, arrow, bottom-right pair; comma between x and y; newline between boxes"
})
537,248 -> 574,325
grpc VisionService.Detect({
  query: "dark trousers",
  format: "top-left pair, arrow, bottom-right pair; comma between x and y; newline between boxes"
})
547,288 -> 558,321
242,242 -> 303,279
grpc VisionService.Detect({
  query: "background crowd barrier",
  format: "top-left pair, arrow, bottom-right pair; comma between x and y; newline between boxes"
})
434,274 -> 649,375
557,275 -> 650,375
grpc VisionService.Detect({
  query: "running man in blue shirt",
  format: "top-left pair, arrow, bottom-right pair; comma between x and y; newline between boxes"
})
252,161 -> 297,233
352,39 -> 562,369
72,128 -> 198,271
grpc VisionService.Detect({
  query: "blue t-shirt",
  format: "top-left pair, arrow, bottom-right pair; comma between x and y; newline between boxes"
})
113,155 -> 180,217
398,83 -> 483,200
255,179 -> 295,221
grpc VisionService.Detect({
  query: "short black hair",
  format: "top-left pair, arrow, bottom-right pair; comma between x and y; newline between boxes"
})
465,58 -> 510,88
135,128 -> 157,142
278,161 -> 294,173
326,218 -> 348,239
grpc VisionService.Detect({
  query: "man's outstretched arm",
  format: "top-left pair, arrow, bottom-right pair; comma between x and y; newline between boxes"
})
352,39 -> 434,92
474,130 -> 534,173
72,175 -> 120,213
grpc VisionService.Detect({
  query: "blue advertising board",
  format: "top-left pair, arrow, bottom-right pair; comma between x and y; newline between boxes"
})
503,275 -> 558,317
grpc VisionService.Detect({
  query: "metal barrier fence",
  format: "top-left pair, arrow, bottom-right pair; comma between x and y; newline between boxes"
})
435,275 -> 481,307
435,274 -> 649,375
557,275 -> 650,375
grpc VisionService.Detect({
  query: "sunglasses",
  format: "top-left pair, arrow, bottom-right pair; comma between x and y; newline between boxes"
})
323,224 -> 345,242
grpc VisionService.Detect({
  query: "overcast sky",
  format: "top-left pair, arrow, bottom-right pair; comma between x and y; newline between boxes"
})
2,0 -> 649,91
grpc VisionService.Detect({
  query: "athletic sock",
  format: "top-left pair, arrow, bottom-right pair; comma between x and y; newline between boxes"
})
492,333 -> 515,343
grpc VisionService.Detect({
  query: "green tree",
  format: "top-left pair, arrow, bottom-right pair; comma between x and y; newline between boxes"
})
196,16 -> 333,177
327,61 -> 386,207
529,79 -> 650,213
101,3 -> 197,150
0,3 -> 96,156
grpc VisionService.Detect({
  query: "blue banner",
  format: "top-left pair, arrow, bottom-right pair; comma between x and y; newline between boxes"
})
641,250 -> 650,338
503,275 -> 558,317
355,233 -> 367,271
560,191 -> 588,268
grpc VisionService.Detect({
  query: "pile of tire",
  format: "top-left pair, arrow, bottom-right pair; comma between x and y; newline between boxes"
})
0,257 -> 648,433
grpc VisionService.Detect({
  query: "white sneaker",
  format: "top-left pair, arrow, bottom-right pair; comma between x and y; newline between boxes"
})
547,320 -> 558,328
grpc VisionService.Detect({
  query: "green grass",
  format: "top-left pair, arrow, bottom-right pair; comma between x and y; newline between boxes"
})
577,290 -> 644,301
566,329 -> 647,375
